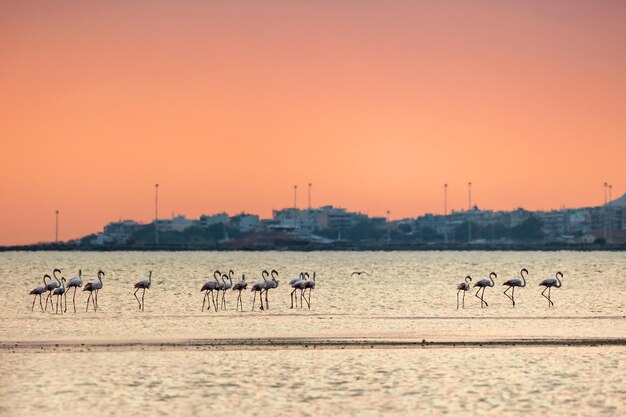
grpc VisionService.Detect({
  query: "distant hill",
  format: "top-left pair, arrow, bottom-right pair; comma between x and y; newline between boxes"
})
607,192 -> 626,207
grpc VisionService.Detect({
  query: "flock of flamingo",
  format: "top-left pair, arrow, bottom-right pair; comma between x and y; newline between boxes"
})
28,268 -> 317,313
28,267 -> 563,313
456,268 -> 564,308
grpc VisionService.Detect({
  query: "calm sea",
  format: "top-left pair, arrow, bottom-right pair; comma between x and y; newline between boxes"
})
1,251 -> 624,416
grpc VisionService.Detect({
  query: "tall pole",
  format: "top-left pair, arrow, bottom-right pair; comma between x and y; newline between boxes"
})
603,182 -> 608,241
444,183 -> 448,216
293,185 -> 298,228
155,183 -> 159,246
609,184 -> 613,242
308,183 -> 312,210
468,182 -> 472,243
55,210 -> 59,243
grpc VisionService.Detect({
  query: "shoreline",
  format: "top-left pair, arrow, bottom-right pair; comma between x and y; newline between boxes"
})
3,337 -> 626,353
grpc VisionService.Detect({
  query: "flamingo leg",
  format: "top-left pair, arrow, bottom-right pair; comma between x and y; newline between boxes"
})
474,287 -> 483,307
221,291 -> 226,310
548,287 -> 554,307
462,290 -> 466,308
540,287 -> 551,306
134,288 -> 141,309
202,291 -> 208,311
141,288 -> 145,312
252,291 -> 256,310
259,290 -> 264,311
63,292 -> 67,313
72,287 -> 77,313
31,295 -> 37,311
86,292 -> 91,312
55,294 -> 59,314
307,289 -> 312,309
290,289 -> 297,309
504,286 -> 514,305
264,290 -> 269,310
512,287 -> 516,307
457,290 -> 460,309
482,287 -> 489,307
93,290 -> 98,312
44,292 -> 50,311
38,294 -> 44,312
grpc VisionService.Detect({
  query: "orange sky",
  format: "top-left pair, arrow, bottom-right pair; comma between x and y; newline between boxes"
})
1,1 -> 625,245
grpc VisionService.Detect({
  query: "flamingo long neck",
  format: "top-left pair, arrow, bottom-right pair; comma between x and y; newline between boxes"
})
148,271 -> 152,284
520,270 -> 527,287
53,269 -> 61,281
555,273 -> 562,288
97,272 -> 103,284
43,275 -> 50,285
61,279 -> 66,291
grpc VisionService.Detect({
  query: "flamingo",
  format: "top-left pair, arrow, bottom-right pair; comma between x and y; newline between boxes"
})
473,272 -> 496,308
83,270 -> 104,312
200,270 -> 221,312
44,268 -> 62,311
214,272 -> 226,311
133,271 -> 152,312
302,271 -> 316,309
502,268 -> 529,307
220,270 -> 233,310
290,272 -> 306,309
251,270 -> 269,311
66,269 -> 83,313
29,274 -> 50,312
539,271 -> 563,307
263,269 -> 279,309
232,273 -> 247,311
456,275 -> 472,309
53,277 -> 67,314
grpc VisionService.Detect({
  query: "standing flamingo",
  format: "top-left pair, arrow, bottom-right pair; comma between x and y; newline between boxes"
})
290,272 -> 305,309
44,269 -> 62,311
539,271 -> 563,307
133,271 -> 152,312
502,268 -> 529,307
53,277 -> 67,314
84,270 -> 104,312
220,270 -> 233,310
66,269 -> 83,313
251,270 -> 269,311
29,274 -> 50,312
263,269 -> 279,309
473,272 -> 496,308
232,274 -> 247,311
200,270 -> 221,312
456,275 -> 472,309
302,272 -> 316,309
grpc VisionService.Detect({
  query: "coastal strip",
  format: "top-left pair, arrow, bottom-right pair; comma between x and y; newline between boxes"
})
2,337 -> 626,353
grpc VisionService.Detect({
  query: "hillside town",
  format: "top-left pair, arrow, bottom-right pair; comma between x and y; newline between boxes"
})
64,193 -> 626,250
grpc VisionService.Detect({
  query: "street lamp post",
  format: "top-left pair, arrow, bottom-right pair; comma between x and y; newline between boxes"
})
155,183 -> 159,246
55,210 -> 59,243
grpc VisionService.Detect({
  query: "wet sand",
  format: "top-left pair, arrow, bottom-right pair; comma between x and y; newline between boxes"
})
2,336 -> 626,354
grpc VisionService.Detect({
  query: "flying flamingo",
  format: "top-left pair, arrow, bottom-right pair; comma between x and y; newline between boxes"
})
263,269 -> 279,309
351,271 -> 369,278
302,272 -> 316,309
200,270 -> 221,312
133,271 -> 152,312
232,273 -> 247,311
53,277 -> 67,314
66,269 -> 83,313
539,271 -> 563,307
502,268 -> 529,307
220,270 -> 233,310
473,272 -> 497,308
290,272 -> 306,309
456,275 -> 472,309
29,274 -> 50,312
251,270 -> 269,311
84,270 -> 104,312
44,269 -> 62,311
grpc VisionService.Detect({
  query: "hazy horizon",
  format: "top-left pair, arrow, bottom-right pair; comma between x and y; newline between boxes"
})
1,1 -> 625,245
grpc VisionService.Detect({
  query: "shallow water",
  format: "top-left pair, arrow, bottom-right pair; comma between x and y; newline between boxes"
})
1,251 -> 625,416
